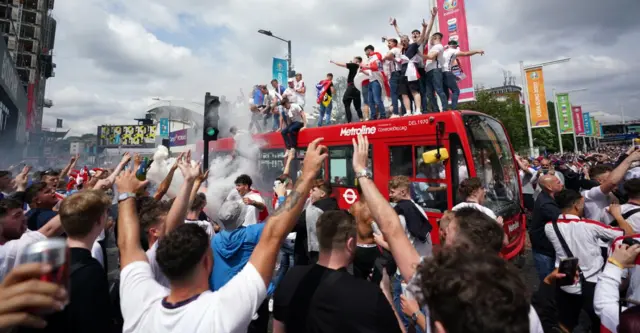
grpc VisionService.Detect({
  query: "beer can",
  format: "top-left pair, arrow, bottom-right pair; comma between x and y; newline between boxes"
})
21,238 -> 70,305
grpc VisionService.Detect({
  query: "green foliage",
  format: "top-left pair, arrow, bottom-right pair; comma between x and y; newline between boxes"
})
458,91 -> 569,154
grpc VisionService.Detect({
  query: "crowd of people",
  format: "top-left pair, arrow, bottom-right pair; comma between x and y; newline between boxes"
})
245,7 -> 485,137
1,135 -> 640,332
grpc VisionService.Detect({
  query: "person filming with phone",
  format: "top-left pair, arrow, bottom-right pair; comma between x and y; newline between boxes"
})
544,189 -> 633,332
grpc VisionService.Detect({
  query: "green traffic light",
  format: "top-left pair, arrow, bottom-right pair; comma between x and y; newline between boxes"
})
206,127 -> 217,136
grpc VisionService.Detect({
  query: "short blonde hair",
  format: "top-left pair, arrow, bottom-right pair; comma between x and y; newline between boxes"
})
389,176 -> 411,191
59,190 -> 111,238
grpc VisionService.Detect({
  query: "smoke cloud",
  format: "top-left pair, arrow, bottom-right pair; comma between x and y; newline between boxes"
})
147,100 -> 274,219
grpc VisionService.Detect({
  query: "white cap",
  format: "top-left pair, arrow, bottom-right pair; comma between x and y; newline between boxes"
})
287,78 -> 295,83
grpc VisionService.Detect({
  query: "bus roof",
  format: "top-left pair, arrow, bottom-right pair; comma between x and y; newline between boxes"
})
209,110 -> 499,151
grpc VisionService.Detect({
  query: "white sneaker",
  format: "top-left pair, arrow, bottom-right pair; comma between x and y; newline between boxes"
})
390,114 -> 399,119
413,111 -> 422,116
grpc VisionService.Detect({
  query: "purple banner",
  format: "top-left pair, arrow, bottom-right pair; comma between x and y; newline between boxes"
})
170,129 -> 187,147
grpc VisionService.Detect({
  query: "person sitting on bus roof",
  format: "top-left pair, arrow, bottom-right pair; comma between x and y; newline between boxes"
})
280,97 -> 307,158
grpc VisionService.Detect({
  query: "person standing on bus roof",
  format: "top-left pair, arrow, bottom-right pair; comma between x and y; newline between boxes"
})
330,57 -> 364,123
361,45 -> 388,120
294,73 -> 306,108
442,40 -> 484,110
424,32 -> 449,112
316,73 -> 336,127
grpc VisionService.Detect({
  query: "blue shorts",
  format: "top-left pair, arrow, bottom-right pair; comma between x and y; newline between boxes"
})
361,84 -> 369,106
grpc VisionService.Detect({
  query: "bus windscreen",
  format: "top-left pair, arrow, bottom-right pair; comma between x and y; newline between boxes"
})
464,115 -> 521,216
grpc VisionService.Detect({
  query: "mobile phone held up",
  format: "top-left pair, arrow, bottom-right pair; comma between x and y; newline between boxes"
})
558,257 -> 579,286
622,237 -> 640,265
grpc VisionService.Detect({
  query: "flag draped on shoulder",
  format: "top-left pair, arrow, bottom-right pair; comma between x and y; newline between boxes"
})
316,80 -> 332,106
362,53 -> 391,98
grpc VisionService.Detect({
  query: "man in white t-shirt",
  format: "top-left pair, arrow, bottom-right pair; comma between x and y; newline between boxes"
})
114,138 -> 326,333
227,174 -> 266,227
424,32 -> 449,112
185,193 -> 215,240
0,198 -> 65,282
582,151 -> 640,224
442,40 -> 484,110
294,73 -> 306,108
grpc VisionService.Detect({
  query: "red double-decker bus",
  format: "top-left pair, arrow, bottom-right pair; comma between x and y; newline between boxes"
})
204,111 -> 526,260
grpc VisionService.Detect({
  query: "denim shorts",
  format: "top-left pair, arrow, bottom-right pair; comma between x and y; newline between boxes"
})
361,84 -> 369,106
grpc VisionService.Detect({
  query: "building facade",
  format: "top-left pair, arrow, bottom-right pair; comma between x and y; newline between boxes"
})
0,0 -> 55,136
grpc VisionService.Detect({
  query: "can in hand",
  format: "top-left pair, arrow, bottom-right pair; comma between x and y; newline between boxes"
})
21,238 -> 70,311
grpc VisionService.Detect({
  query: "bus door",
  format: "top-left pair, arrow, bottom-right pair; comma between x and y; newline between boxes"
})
326,144 -> 373,209
386,140 -> 451,244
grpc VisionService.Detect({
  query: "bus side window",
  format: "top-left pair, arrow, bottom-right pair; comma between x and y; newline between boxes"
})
389,146 -> 413,177
413,146 -> 448,213
328,145 -> 372,187
294,148 -> 326,181
449,134 -> 470,205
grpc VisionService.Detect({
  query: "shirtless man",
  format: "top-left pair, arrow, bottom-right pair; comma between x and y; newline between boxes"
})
349,184 -> 382,283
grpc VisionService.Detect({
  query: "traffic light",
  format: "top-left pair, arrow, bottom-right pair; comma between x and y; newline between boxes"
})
203,92 -> 220,141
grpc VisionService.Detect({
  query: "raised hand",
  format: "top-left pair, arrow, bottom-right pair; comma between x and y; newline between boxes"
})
133,154 -> 142,170
115,169 -> 149,194
14,165 -> 31,191
351,134 -> 369,174
196,169 -> 209,184
171,152 -> 184,172
302,138 -> 328,176
120,152 -> 131,165
177,151 -> 201,181
431,6 -> 437,16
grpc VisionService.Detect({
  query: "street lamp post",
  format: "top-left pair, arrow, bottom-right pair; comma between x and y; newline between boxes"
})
552,88 -> 587,154
520,57 -> 571,157
258,29 -> 293,77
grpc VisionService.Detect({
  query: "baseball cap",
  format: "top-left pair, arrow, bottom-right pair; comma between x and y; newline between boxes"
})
287,78 -> 295,83
217,201 -> 246,231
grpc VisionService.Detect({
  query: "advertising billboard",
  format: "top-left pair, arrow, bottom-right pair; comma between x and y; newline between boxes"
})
436,0 -> 475,102
525,67 -> 550,128
170,129 -> 188,147
97,125 -> 156,148
583,112 -> 592,136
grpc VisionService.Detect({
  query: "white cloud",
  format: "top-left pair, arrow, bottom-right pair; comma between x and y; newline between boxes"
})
42,0 -> 640,133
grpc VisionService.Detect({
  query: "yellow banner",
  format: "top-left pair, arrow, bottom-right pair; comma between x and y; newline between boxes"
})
526,67 -> 550,128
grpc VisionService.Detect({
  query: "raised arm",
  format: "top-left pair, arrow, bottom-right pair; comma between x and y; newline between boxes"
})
105,152 -> 131,185
37,214 -> 65,238
417,7 -> 438,45
391,18 -> 404,38
153,152 -> 183,201
115,170 -> 150,268
601,151 -> 640,194
249,138 -> 328,286
457,50 -> 485,57
329,60 -> 347,68
282,152 -> 294,176
164,152 -> 200,234
189,169 -> 209,205
352,134 -> 420,282
60,154 -> 79,179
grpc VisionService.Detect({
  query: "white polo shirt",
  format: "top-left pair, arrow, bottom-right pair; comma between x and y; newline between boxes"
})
120,261 -> 266,333
544,214 -> 623,294
452,202 -> 498,220
0,230 -> 47,282
425,43 -> 445,72
442,47 -> 460,72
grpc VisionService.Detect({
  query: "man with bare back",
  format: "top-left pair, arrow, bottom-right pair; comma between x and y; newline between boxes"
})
349,184 -> 382,283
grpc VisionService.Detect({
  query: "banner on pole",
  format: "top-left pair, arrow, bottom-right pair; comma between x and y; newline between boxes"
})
583,112 -> 592,136
572,106 -> 584,136
525,67 -> 550,128
556,93 -> 573,134
594,120 -> 601,138
272,58 -> 288,88
159,118 -> 169,138
436,0 -> 475,102
590,117 -> 596,137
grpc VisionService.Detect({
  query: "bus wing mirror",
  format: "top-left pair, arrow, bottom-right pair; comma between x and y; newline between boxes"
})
423,148 -> 449,164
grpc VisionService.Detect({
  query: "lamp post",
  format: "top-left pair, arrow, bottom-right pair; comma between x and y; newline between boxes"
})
520,57 -> 571,157
552,88 -> 587,154
258,29 -> 293,77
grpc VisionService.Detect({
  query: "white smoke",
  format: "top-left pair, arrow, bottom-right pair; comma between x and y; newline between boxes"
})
147,100 -> 272,218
